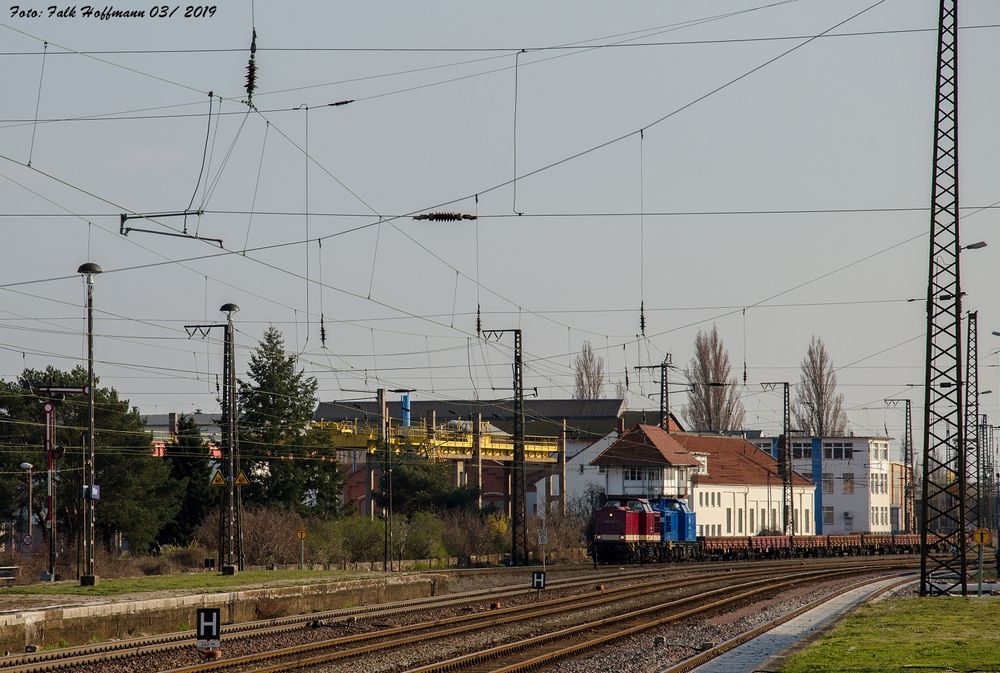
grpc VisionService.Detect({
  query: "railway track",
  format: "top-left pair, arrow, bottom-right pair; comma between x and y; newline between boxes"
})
0,557 -> 916,673
0,564 -> 730,672
150,560 -> 911,673
397,566 -> 912,673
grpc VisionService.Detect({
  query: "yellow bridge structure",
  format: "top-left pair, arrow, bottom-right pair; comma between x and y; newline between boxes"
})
314,416 -> 568,517
315,418 -> 562,462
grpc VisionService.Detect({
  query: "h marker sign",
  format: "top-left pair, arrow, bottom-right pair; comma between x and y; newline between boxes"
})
196,607 -> 221,650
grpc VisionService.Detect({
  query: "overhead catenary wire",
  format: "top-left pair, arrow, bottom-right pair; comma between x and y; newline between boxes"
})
27,40 -> 47,166
0,0 -> 976,420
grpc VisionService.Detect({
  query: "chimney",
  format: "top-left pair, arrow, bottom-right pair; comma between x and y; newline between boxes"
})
617,416 -> 625,437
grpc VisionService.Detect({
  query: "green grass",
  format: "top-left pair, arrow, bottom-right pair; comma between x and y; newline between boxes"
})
0,569 -> 360,596
781,597 -> 1000,673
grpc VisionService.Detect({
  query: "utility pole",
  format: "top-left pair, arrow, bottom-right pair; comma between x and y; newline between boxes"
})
185,303 -> 241,574
920,0 -> 966,597
634,354 -> 672,430
38,386 -> 87,581
886,398 -> 914,534
77,262 -> 101,587
481,328 -> 527,566
762,382 -> 792,535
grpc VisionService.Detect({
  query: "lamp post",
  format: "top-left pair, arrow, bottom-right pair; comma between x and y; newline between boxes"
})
20,462 -> 32,549
77,262 -> 101,586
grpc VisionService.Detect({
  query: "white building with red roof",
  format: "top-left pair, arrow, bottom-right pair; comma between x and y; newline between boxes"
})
591,425 -> 816,537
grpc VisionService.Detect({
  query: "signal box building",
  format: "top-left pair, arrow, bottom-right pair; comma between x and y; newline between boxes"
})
748,436 -> 897,534
590,426 -> 816,537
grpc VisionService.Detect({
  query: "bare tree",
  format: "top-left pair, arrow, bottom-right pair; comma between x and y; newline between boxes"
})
793,336 -> 848,436
684,325 -> 745,432
574,340 -> 605,399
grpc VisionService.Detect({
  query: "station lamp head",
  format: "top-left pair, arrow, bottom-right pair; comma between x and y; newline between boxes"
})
219,303 -> 240,315
77,262 -> 103,275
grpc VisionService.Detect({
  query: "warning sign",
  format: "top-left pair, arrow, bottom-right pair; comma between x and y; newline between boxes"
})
296,529 -> 307,541
973,527 -> 991,546
210,471 -> 225,487
235,471 -> 250,487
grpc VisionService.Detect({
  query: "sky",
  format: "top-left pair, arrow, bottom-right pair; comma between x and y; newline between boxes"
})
1,0 -> 999,452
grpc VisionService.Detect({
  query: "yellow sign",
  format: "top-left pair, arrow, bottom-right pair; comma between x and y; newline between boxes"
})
973,527 -> 991,546
296,529 -> 307,541
235,471 -> 250,487
210,470 -> 225,487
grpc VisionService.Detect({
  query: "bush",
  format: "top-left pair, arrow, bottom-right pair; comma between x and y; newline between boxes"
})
164,544 -> 209,569
337,515 -> 382,563
138,556 -> 176,575
403,512 -> 446,560
194,507 -> 306,566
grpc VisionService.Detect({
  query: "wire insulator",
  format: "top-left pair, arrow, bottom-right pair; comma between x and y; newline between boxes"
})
245,29 -> 258,106
476,304 -> 481,336
640,301 -> 646,337
320,314 -> 327,348
245,56 -> 257,103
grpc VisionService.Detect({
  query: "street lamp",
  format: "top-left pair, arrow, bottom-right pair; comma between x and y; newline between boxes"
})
78,261 -> 101,586
20,462 -> 32,548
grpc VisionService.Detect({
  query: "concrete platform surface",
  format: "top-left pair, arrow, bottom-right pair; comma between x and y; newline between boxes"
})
683,576 -> 912,673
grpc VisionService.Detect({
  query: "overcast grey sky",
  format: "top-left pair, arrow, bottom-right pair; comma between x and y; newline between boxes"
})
1,0 -> 998,448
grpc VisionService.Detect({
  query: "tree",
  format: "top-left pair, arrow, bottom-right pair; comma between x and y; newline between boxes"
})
793,336 -> 848,436
237,327 -> 320,510
683,325 -> 745,432
0,366 -> 181,554
573,340 -> 605,399
158,415 -> 213,546
375,459 -> 479,515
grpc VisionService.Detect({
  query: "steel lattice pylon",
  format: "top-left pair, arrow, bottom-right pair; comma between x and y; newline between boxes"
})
965,312 -> 980,530
886,398 -> 914,533
919,0 -> 965,597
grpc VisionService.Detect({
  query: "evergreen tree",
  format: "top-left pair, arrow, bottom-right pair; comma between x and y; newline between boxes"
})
0,366 -> 181,553
158,415 -> 213,546
237,327 -> 322,511
375,460 -> 479,515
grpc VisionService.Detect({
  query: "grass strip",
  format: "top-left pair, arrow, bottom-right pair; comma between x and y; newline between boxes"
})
0,569 -> 361,595
781,596 -> 1000,672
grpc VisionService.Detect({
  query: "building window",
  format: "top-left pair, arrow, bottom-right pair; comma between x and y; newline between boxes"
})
823,473 -> 834,494
698,492 -> 703,507
771,509 -> 778,530
805,509 -> 810,532
698,525 -> 703,536
738,508 -> 743,533
750,508 -> 755,532
823,506 -> 834,525
646,468 -> 661,481
624,467 -> 643,481
842,473 -> 854,494
761,508 -> 766,531
792,442 -> 812,460
726,508 -> 732,534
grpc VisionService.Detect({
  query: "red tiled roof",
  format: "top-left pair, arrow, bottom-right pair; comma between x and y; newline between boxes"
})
671,433 -> 813,487
590,424 -> 701,467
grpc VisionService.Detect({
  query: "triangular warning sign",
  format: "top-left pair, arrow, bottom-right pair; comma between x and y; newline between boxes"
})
235,470 -> 250,487
210,470 -> 225,486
